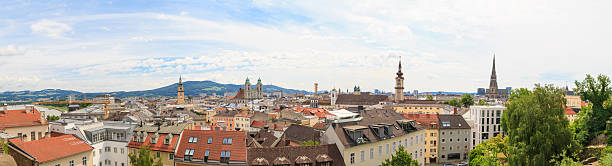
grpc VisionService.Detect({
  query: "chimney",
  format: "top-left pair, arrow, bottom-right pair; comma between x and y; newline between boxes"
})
2,103 -> 7,114
25,105 -> 34,113
40,111 -> 46,123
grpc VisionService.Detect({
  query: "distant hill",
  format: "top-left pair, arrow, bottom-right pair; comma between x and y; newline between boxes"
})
0,80 -> 310,101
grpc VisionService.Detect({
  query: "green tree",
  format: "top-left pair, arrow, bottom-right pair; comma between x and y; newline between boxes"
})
381,146 -> 419,166
477,100 -> 490,106
444,98 -> 462,107
461,94 -> 475,107
469,136 -> 506,166
501,84 -> 580,166
299,140 -> 319,146
574,74 -> 612,143
128,146 -> 163,166
426,95 -> 434,100
46,115 -> 60,122
1,141 -> 8,154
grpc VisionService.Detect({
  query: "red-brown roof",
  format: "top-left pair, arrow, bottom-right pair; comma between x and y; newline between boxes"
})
564,107 -> 577,115
9,135 -> 93,163
251,121 -> 267,128
0,108 -> 47,129
234,89 -> 245,99
127,133 -> 179,152
175,130 -> 247,162
401,113 -> 439,129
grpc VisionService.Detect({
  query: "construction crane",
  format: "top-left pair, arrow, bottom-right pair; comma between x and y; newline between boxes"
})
33,100 -> 111,119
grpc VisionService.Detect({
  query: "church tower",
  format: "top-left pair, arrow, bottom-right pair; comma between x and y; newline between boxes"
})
331,88 -> 338,106
487,55 -> 499,99
244,78 -> 252,99
177,76 -> 185,105
256,78 -> 263,98
394,58 -> 404,103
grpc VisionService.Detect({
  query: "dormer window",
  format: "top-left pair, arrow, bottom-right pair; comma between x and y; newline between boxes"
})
165,134 -> 172,145
442,121 -> 451,127
188,137 -> 198,143
208,138 -> 213,144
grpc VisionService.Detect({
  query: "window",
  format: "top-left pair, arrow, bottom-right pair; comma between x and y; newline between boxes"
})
204,150 -> 210,162
378,146 -> 382,156
156,151 -> 160,158
93,151 -> 95,156
169,152 -> 174,160
121,148 -> 124,154
465,138 -> 468,142
442,139 -> 445,143
386,144 -> 389,154
31,131 -> 36,141
442,122 -> 450,127
360,150 -> 365,162
114,147 -> 117,153
220,151 -> 231,163
69,160 -> 74,166
208,137 -> 213,144
410,137 -> 413,145
83,157 -> 87,165
392,142 -> 396,152
223,138 -> 233,144
184,149 -> 194,161
370,148 -> 374,159
350,152 -> 355,164
188,137 -> 198,143
55,164 -> 60,166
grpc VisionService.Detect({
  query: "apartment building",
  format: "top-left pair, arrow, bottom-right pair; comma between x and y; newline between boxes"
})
127,123 -> 187,166
0,105 -> 49,142
438,115 -> 471,163
402,113 -> 439,164
321,109 -> 426,166
174,130 -> 247,165
464,105 -> 505,149
7,135 -> 93,166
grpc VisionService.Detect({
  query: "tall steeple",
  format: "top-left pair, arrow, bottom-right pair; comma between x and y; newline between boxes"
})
394,57 -> 405,103
487,54 -> 499,99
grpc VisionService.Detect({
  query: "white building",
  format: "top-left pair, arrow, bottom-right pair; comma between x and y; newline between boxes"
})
463,105 -> 505,150
49,119 -> 137,166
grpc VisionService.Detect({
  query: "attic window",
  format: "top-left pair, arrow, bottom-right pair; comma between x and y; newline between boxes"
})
442,122 -> 451,127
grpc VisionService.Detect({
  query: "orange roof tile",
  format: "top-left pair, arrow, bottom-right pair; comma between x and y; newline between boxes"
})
127,133 -> 180,152
10,135 -> 93,163
0,108 -> 47,129
564,107 -> 577,115
175,130 -> 247,162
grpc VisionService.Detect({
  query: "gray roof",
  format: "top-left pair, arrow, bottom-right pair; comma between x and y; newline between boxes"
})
133,123 -> 187,134
438,115 -> 470,129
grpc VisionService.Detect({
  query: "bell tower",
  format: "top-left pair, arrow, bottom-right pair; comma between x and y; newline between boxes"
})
177,76 -> 185,105
394,58 -> 404,103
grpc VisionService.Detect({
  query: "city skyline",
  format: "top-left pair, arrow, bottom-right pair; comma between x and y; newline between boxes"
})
1,0 -> 611,93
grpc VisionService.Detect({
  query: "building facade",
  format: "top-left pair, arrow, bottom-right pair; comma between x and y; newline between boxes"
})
437,115 -> 470,163
7,135 -> 93,166
401,113 -> 439,164
0,105 -> 49,142
127,123 -> 187,166
464,105 -> 505,150
174,130 -> 247,165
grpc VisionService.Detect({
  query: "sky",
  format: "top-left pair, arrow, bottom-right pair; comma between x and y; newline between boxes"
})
0,0 -> 610,93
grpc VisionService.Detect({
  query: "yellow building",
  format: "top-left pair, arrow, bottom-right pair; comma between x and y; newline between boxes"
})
7,134 -> 93,166
393,105 -> 446,114
322,109 -> 427,165
234,111 -> 251,131
565,95 -> 582,108
0,105 -> 49,142
401,113 -> 440,164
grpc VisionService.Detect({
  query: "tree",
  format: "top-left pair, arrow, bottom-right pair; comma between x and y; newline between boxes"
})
461,94 -> 475,107
477,100 -> 490,106
426,95 -> 434,100
381,146 -> 419,166
444,98 -> 462,107
501,84 -> 580,166
469,136 -> 506,166
1,141 -> 8,154
46,115 -> 60,122
574,74 -> 612,143
299,140 -> 319,146
128,146 -> 163,166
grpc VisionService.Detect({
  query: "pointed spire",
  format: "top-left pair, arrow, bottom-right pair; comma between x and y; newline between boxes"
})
396,56 -> 403,78
179,75 -> 183,85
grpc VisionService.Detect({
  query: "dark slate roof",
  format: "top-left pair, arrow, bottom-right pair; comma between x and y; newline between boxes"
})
283,124 -> 321,144
336,94 -> 389,105
331,109 -> 423,148
247,144 -> 346,166
214,110 -> 240,117
438,115 -> 470,129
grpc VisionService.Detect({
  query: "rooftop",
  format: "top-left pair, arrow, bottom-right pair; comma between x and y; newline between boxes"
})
9,135 -> 93,163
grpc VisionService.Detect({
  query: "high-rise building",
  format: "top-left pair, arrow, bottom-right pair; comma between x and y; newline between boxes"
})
177,76 -> 185,105
395,59 -> 405,103
463,105 -> 505,149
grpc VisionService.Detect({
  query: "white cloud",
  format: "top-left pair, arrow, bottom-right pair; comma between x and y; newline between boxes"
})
30,19 -> 73,39
0,45 -> 28,56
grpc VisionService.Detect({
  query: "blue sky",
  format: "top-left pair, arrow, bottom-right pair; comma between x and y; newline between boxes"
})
1,0 -> 610,93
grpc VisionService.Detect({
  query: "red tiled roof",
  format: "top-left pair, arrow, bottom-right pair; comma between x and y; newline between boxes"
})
9,135 -> 93,163
564,107 -> 577,115
175,130 -> 247,162
234,89 -> 245,99
127,133 -> 179,152
251,121 -> 267,128
312,122 -> 326,130
401,113 -> 438,129
0,108 -> 47,129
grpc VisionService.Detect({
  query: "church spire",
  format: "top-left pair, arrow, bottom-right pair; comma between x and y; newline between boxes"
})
488,54 -> 499,98
179,75 -> 183,85
396,57 -> 403,78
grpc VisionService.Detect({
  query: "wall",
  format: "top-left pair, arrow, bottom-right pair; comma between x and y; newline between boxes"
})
40,150 -> 93,166
93,141 -> 129,166
4,125 -> 49,142
128,148 -> 175,166
422,128 -> 438,164
343,130 -> 425,166
438,128 -> 470,163
393,106 -> 444,114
